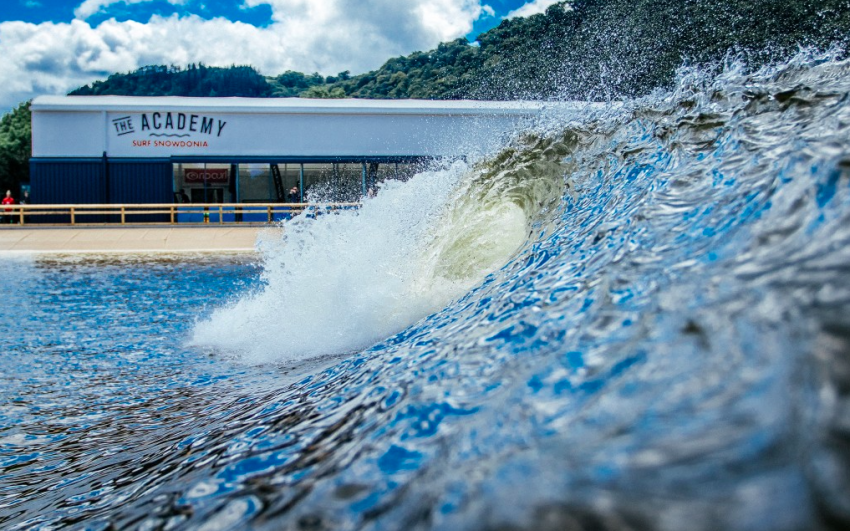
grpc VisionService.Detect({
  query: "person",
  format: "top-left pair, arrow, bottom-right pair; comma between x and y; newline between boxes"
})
179,189 -> 191,203
2,190 -> 15,224
288,186 -> 300,203
19,191 -> 29,224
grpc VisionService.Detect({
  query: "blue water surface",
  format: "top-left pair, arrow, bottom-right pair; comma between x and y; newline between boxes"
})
2,53 -> 850,531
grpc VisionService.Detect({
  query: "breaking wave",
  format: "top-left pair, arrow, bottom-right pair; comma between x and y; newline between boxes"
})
188,49 -> 850,529
4,49 -> 850,531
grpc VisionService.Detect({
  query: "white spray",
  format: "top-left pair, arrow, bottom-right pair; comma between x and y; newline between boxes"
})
191,160 -> 530,364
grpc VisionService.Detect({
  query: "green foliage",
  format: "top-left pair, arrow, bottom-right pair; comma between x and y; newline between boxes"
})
300,86 -> 347,99
71,63 -> 273,97
63,1 -> 850,103
0,101 -> 31,194
268,71 -> 325,97
326,0 -> 850,101
475,0 -> 850,100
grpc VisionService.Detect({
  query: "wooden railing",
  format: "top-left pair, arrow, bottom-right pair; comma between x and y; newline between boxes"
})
0,202 -> 361,226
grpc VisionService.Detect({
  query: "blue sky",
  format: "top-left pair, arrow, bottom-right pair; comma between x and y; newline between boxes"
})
1,0 -> 548,34
0,0 -> 563,110
2,0 -> 275,27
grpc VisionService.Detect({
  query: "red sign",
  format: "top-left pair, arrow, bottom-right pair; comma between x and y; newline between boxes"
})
184,168 -> 229,185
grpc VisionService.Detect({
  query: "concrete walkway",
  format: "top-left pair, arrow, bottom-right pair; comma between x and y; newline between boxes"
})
0,226 -> 272,253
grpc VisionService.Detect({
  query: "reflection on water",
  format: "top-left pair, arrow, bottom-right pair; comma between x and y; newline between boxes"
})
3,52 -> 850,531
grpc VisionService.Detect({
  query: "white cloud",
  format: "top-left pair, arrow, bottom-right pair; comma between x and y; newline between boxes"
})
505,0 -> 563,19
243,0 -> 487,50
75,0 -> 189,20
0,1 -> 491,110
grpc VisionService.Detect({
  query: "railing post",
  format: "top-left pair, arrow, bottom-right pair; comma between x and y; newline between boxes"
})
170,206 -> 175,224
120,206 -> 126,225
219,205 -> 223,224
19,206 -> 24,226
267,205 -> 272,223
70,207 -> 75,225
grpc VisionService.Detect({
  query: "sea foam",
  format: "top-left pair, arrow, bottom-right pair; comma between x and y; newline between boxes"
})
191,159 -> 531,364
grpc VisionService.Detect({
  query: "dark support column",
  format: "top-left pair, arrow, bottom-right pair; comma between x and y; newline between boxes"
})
299,164 -> 304,202
101,151 -> 110,204
231,163 -> 241,222
229,164 -> 238,202
271,163 -> 285,202
368,162 -> 379,193
203,163 -> 209,203
361,161 -> 367,197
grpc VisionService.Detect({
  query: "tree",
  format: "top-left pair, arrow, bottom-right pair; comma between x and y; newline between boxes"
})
300,86 -> 347,99
71,64 -> 273,97
0,101 -> 32,193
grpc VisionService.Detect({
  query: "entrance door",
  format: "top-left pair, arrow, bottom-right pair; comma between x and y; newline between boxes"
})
190,188 -> 223,203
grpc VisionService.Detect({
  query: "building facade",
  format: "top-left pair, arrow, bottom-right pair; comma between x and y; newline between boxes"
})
30,96 -> 550,207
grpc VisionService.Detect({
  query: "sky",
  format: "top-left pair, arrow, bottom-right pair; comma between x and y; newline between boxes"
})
0,0 -> 563,111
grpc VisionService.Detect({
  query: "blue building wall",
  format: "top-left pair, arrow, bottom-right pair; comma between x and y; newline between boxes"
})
30,159 -> 103,223
107,161 -> 173,204
30,159 -> 173,223
31,160 -> 105,205
108,161 -> 173,222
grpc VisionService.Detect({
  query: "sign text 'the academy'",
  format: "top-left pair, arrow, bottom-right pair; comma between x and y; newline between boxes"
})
139,112 -> 227,137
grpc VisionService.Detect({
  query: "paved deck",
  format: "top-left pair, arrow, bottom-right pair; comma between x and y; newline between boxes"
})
0,226 -> 271,253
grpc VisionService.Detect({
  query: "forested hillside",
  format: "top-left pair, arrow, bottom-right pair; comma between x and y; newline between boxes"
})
328,0 -> 850,100
70,64 -> 273,97
70,0 -> 850,101
1,0 -> 848,191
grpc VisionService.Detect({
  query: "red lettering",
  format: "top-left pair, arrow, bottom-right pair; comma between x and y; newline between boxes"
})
149,140 -> 209,148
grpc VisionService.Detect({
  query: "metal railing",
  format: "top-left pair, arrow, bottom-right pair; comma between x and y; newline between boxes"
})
0,202 -> 361,226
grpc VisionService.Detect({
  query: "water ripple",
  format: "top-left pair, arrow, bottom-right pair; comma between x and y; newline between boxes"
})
2,51 -> 850,530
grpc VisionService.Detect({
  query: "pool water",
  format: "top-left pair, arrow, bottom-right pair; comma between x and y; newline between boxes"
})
3,51 -> 850,531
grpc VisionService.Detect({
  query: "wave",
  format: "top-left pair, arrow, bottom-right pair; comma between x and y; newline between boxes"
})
183,49 -> 850,529
190,154 -> 561,363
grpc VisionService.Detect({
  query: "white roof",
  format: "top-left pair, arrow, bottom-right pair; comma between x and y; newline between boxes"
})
31,95 -> 574,116
31,95 -> 598,159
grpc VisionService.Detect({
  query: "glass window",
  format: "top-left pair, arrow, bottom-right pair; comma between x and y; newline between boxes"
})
173,163 -> 233,203
366,160 -> 427,195
169,159 -> 431,205
280,164 -> 301,203
238,163 -> 272,202
302,163 -> 362,203
238,163 -> 302,203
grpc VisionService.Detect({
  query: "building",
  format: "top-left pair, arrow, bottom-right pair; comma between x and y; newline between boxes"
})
30,96 -> 554,207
